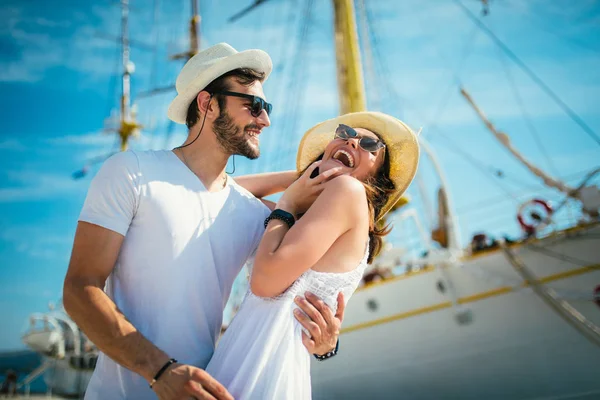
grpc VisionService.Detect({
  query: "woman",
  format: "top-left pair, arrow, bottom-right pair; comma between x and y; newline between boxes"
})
206,111 -> 419,399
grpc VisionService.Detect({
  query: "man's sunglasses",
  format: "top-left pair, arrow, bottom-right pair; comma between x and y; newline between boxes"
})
334,124 -> 385,154
210,90 -> 272,117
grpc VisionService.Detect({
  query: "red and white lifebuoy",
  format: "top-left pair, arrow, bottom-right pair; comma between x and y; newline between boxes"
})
517,198 -> 553,235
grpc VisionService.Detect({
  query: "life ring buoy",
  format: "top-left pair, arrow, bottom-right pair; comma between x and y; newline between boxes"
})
517,198 -> 553,235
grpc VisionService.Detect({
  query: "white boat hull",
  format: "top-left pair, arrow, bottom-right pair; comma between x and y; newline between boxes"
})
312,225 -> 600,399
42,356 -> 94,397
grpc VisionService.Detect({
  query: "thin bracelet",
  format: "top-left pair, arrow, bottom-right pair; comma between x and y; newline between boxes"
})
314,339 -> 339,361
149,358 -> 177,388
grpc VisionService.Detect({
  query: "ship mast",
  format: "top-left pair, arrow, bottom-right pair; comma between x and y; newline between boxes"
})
117,0 -> 201,151
171,0 -> 200,61
332,0 -> 366,114
117,0 -> 142,151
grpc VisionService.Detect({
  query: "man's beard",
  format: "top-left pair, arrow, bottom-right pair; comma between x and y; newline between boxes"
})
213,109 -> 260,160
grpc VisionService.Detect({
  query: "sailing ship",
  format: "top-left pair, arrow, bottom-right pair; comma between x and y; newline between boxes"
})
305,1 -> 600,399
19,0 -> 600,398
20,302 -> 97,396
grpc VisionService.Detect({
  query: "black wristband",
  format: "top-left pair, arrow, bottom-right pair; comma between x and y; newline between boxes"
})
149,358 -> 177,388
264,209 -> 295,229
313,339 -> 339,361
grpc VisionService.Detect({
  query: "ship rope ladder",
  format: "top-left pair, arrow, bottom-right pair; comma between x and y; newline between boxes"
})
499,241 -> 600,348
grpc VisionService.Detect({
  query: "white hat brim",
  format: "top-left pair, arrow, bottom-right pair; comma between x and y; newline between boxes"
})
167,49 -> 272,124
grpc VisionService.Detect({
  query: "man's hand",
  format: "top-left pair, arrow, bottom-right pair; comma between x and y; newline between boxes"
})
152,363 -> 233,400
294,291 -> 345,355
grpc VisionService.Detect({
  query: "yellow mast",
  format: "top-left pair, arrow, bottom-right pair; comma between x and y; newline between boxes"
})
331,1 -> 412,218
332,0 -> 366,114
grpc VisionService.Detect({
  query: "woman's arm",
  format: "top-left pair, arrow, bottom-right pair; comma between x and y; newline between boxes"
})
250,174 -> 368,298
234,171 -> 298,198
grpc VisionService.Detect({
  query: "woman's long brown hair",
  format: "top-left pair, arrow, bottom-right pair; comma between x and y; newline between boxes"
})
300,133 -> 396,264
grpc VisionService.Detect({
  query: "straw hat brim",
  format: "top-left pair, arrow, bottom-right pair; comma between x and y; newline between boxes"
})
167,49 -> 272,124
296,111 -> 420,220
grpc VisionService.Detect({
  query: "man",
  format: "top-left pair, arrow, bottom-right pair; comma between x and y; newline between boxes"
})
63,43 -> 343,400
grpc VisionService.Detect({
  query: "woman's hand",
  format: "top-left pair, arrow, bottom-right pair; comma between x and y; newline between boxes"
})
276,161 -> 343,216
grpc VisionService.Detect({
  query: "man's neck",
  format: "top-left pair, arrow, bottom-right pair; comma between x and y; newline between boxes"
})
175,129 -> 230,192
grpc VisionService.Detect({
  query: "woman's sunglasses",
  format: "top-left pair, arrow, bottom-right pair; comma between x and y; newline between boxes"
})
334,124 -> 386,154
210,90 -> 273,117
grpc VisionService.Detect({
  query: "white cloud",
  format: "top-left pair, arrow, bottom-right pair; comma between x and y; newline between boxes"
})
0,139 -> 26,151
34,17 -> 71,29
44,131 -> 122,162
1,225 -> 73,261
0,170 -> 85,203
46,131 -> 116,146
0,3 -> 130,83
0,63 -> 40,82
0,282 -> 58,298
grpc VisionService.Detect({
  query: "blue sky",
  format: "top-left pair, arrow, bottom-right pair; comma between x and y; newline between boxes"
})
1,0 -> 599,350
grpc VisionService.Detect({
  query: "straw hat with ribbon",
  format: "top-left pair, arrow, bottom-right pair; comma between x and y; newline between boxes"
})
167,42 -> 272,124
296,111 -> 420,220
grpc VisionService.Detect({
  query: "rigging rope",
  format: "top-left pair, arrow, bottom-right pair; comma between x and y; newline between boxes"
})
257,0 -> 299,175
452,0 -> 600,147
486,18 -> 560,177
363,0 -> 400,116
432,133 -> 522,203
149,0 -> 161,93
146,0 -> 162,150
456,167 -> 600,213
526,243 -> 594,267
500,241 -> 600,348
364,0 -> 528,206
424,23 -> 479,132
275,0 -> 314,172
356,0 -> 381,111
500,0 -> 600,56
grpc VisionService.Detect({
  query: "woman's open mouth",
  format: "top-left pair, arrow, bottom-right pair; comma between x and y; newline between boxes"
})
332,149 -> 355,168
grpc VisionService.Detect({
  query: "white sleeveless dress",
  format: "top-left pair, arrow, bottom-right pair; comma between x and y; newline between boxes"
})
205,241 -> 370,399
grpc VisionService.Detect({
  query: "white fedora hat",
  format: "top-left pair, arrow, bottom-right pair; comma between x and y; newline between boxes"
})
167,42 -> 273,124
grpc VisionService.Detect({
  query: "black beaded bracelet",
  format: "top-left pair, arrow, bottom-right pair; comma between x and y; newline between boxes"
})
149,358 -> 177,388
264,209 -> 295,229
313,339 -> 339,361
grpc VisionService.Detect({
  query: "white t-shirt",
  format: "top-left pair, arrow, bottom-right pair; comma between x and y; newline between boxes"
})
79,150 -> 270,400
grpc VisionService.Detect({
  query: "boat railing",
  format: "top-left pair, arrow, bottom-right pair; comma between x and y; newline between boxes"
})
372,208 -> 463,275
16,360 -> 53,397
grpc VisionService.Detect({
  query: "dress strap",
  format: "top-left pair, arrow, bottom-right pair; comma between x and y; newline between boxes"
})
359,238 -> 371,267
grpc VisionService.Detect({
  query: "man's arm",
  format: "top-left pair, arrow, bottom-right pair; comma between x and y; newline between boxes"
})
63,222 -> 231,400
63,222 -> 167,381
234,170 -> 297,198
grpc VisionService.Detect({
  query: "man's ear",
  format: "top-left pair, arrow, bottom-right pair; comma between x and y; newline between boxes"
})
196,91 -> 216,119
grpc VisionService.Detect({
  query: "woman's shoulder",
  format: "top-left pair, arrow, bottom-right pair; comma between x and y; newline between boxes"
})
319,175 -> 369,222
324,174 -> 366,196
